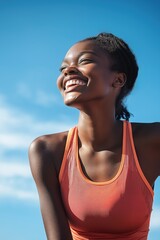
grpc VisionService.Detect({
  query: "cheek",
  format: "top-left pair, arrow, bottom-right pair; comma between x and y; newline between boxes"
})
56,75 -> 63,91
87,66 -> 112,85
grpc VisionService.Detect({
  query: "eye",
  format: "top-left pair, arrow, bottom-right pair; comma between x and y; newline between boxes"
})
79,58 -> 93,64
59,65 -> 67,72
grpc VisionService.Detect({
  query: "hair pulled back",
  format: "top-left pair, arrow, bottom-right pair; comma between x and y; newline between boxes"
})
82,33 -> 139,121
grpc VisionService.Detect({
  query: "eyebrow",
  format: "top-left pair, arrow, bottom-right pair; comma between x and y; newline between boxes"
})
62,50 -> 98,63
78,50 -> 98,57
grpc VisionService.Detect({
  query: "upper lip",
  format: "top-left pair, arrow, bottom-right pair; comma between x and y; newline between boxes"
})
63,75 -> 88,90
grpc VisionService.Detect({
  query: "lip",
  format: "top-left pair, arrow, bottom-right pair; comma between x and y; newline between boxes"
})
63,75 -> 88,90
64,84 -> 85,93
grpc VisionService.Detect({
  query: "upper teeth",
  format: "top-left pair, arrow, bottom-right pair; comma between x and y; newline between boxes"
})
65,79 -> 86,89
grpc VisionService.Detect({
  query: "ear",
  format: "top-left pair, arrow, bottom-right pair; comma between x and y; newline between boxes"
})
112,73 -> 126,88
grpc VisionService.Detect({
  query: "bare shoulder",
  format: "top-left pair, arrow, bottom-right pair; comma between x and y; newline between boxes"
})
131,121 -> 160,180
131,121 -> 160,144
28,130 -> 69,183
28,131 -> 74,239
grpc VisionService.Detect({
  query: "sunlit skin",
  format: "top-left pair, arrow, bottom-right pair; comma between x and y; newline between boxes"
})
57,41 -> 126,153
57,41 -> 125,110
28,40 -> 160,240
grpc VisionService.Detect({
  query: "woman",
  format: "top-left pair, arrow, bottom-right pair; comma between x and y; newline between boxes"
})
29,33 -> 160,240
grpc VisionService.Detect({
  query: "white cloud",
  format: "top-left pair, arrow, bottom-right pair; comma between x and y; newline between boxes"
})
0,133 -> 32,149
0,158 -> 38,202
35,89 -> 58,106
17,82 -> 58,106
0,97 -> 73,151
0,161 -> 31,177
0,182 -> 38,202
150,207 -> 160,229
0,94 -> 74,202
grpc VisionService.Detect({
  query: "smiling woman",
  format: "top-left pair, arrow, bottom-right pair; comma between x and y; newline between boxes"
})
28,33 -> 160,240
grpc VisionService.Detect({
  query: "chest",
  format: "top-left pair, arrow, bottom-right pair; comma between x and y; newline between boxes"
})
78,148 -> 122,182
60,151 -> 153,234
78,137 -> 157,187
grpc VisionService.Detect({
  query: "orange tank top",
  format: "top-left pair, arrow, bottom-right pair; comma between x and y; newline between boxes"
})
59,121 -> 154,240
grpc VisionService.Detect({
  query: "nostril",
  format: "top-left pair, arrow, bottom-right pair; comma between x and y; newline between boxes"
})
64,66 -> 78,76
64,71 -> 68,76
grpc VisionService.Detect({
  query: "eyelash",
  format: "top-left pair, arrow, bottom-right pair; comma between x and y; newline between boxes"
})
59,59 -> 93,72
59,66 -> 67,72
79,58 -> 93,64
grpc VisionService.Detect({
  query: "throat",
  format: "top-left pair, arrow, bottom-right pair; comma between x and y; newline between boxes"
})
78,120 -> 123,152
76,118 -> 124,182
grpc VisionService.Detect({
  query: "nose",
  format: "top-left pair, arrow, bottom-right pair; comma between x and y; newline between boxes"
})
63,66 -> 79,76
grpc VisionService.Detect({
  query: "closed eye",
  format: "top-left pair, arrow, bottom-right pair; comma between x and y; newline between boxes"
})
59,66 -> 67,72
78,58 -> 94,64
59,58 -> 94,72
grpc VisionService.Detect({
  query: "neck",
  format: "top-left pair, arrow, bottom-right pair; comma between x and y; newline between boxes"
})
77,103 -> 122,151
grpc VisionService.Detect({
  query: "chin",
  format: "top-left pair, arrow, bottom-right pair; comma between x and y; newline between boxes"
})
64,98 -> 79,107
64,95 -> 83,110
64,92 -> 80,105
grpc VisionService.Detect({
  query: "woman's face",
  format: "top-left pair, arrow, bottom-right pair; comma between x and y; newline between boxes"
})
57,40 -> 119,109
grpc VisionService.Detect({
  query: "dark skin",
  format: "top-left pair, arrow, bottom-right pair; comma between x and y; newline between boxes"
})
28,40 -> 160,240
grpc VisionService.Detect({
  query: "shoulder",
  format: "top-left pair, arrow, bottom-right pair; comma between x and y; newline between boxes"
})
28,130 -> 69,182
131,121 -> 160,179
29,131 -> 69,156
131,122 -> 160,144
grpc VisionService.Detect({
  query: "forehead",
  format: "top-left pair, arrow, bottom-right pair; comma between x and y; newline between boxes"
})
63,40 -> 108,62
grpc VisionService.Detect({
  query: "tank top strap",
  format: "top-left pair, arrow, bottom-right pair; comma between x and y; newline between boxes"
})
126,121 -> 154,197
59,126 -> 77,182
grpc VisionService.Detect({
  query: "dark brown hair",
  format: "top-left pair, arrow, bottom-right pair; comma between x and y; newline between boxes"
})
81,33 -> 139,120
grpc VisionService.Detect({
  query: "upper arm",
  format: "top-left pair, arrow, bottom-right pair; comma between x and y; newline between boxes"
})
28,137 -> 73,240
152,122 -> 160,176
143,122 -> 160,178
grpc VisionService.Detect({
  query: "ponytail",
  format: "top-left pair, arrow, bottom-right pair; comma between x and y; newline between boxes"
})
115,100 -> 131,121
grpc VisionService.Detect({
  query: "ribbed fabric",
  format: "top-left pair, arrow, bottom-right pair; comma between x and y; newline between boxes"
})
59,121 -> 154,240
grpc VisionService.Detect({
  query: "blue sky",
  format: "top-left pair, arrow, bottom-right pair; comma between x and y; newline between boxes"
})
0,0 -> 160,239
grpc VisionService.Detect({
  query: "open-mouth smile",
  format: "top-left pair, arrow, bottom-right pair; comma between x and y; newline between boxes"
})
65,79 -> 87,90
63,76 -> 88,91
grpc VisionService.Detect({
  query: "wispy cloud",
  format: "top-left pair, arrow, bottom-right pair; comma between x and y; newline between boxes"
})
0,133 -> 32,149
0,158 -> 38,202
35,89 -> 58,106
150,207 -> 160,229
0,161 -> 30,177
0,93 -> 73,202
0,180 -> 38,202
0,95 -> 73,151
17,82 -> 58,106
